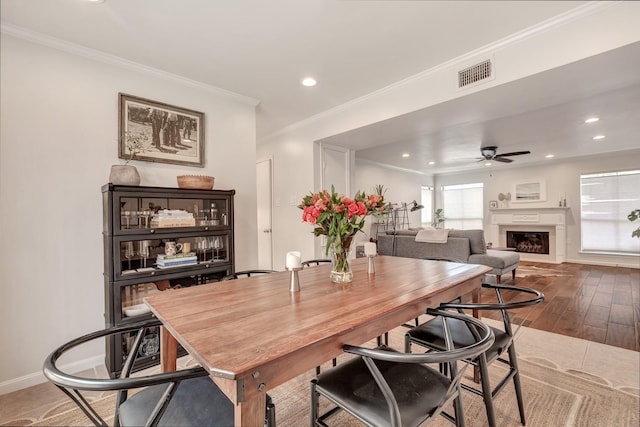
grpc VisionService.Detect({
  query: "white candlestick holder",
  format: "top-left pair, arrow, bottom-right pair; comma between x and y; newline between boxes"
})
367,255 -> 376,275
287,267 -> 302,292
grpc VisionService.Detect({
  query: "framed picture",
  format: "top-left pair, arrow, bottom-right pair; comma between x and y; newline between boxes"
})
512,179 -> 546,203
489,200 -> 498,209
119,93 -> 205,167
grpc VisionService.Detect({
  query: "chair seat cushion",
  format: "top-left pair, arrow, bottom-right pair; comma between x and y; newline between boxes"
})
315,347 -> 451,427
119,376 -> 234,427
469,250 -> 520,269
407,317 -> 512,363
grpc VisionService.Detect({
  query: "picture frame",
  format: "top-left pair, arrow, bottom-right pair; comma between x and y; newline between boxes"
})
512,179 -> 546,203
119,93 -> 205,167
489,200 -> 498,209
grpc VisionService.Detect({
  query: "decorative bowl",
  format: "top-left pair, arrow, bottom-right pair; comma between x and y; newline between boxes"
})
177,175 -> 214,190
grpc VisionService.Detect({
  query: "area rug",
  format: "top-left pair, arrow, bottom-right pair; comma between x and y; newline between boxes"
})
515,265 -> 573,278
6,356 -> 637,427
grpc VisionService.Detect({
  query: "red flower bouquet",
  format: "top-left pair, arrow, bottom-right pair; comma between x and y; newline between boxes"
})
299,186 -> 386,282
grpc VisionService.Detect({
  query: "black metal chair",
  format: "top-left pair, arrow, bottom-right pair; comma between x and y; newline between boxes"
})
43,319 -> 276,427
405,283 -> 544,427
301,259 -> 331,267
311,309 -> 495,427
221,269 -> 277,280
301,258 -> 334,374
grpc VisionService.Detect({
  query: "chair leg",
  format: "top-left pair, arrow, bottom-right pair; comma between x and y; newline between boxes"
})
477,354 -> 497,427
310,379 -> 319,427
512,269 -> 516,281
266,394 -> 276,427
453,389 -> 466,427
508,345 -> 527,425
496,274 -> 502,284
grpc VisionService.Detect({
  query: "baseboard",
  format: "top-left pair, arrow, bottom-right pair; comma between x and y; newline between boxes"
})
565,258 -> 640,269
0,354 -> 104,396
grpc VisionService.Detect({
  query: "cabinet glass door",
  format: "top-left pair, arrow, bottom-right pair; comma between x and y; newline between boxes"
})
116,196 -> 229,231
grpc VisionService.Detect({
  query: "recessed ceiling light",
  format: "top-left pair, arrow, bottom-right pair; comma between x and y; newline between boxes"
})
545,154 -> 555,158
301,77 -> 317,87
593,135 -> 606,140
86,0 -> 105,3
584,117 -> 599,124
428,161 -> 435,165
402,153 -> 410,158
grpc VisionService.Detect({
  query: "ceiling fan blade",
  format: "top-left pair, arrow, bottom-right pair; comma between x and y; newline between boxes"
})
496,150 -> 531,157
493,157 -> 513,163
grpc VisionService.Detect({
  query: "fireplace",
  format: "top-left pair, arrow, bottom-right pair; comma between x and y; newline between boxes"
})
507,231 -> 550,254
489,207 -> 567,263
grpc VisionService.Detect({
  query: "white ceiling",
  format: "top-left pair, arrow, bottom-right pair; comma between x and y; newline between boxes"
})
2,0 -> 639,175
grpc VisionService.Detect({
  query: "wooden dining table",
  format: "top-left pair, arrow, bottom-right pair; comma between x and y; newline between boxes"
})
144,255 -> 490,426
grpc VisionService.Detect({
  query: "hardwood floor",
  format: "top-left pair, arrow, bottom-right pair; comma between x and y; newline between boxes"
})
482,261 -> 640,352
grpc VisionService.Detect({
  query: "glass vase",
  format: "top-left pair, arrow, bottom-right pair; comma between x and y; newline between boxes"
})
329,236 -> 353,283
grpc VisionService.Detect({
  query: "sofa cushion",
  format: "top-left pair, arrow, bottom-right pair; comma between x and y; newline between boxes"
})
385,229 -> 419,236
389,235 -> 471,263
448,229 -> 487,254
469,250 -> 520,269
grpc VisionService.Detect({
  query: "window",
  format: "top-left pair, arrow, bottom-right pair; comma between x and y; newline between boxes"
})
442,182 -> 484,229
420,186 -> 433,226
580,170 -> 640,254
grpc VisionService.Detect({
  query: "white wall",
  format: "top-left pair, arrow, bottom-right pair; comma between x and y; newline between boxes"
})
0,35 -> 259,392
258,2 -> 640,273
433,150 -> 640,268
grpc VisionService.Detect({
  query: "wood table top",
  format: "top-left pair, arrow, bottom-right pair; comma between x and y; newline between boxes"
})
144,256 -> 490,382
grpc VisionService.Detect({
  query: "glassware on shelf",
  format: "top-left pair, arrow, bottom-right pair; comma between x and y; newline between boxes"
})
138,240 -> 150,268
197,237 -> 210,262
122,211 -> 132,229
124,241 -> 135,270
212,236 -> 223,260
138,211 -> 152,229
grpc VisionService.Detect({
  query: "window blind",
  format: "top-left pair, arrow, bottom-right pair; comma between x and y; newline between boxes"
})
442,182 -> 484,230
580,170 -> 640,254
421,186 -> 433,226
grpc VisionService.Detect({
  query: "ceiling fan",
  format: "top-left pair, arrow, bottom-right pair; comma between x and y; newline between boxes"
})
478,146 -> 531,163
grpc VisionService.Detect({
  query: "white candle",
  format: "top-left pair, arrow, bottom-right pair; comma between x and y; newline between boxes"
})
364,242 -> 377,256
286,251 -> 302,269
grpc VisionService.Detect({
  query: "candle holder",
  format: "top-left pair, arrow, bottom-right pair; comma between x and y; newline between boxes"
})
367,255 -> 376,275
287,267 -> 302,292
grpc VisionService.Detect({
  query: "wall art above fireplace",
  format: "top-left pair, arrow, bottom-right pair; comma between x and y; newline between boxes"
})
512,179 -> 546,203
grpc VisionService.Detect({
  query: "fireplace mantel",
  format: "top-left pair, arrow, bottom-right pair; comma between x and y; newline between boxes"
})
488,207 -> 568,263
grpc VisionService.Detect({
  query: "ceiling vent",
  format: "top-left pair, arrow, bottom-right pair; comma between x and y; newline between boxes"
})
458,59 -> 492,88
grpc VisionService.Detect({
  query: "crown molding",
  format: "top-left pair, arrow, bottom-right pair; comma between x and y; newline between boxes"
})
0,21 -> 260,107
259,1 -> 612,143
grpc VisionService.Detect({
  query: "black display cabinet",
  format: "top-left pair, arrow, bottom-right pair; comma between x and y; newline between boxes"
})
102,184 -> 235,377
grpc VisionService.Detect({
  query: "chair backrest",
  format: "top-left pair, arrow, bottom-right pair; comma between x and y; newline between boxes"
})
43,319 -> 215,426
440,283 -> 544,336
221,269 -> 277,280
344,309 -> 494,426
301,259 -> 331,267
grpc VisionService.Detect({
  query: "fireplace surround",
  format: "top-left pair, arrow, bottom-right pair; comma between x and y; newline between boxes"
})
489,207 -> 568,263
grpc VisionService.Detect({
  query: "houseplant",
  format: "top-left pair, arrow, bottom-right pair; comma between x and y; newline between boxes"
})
109,131 -> 145,185
629,209 -> 640,238
432,208 -> 445,228
299,186 -> 386,283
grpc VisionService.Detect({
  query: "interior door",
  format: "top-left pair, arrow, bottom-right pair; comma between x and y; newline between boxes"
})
321,145 -> 349,195
256,158 -> 273,270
